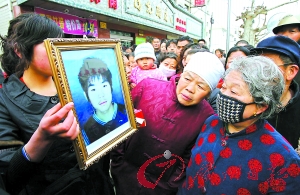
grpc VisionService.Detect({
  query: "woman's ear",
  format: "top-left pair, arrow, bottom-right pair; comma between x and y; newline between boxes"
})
256,104 -> 268,115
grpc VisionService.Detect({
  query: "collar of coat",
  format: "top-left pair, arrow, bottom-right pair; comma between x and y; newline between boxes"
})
2,72 -> 56,114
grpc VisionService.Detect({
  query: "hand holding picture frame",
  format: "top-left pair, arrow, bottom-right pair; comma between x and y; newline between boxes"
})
44,38 -> 137,170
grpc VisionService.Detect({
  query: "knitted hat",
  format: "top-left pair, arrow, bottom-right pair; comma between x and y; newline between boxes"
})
184,52 -> 225,91
134,43 -> 156,61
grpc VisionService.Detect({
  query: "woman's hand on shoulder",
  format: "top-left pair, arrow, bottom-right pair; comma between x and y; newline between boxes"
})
37,102 -> 79,141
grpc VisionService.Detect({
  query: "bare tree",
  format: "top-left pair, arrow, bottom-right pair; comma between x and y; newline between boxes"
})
236,0 -> 299,45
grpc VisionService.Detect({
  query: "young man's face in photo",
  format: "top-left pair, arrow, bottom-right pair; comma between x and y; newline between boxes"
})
87,75 -> 112,113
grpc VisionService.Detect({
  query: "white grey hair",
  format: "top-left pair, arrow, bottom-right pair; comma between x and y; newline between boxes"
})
225,56 -> 284,119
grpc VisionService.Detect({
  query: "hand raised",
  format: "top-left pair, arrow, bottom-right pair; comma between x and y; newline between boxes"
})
37,102 -> 79,141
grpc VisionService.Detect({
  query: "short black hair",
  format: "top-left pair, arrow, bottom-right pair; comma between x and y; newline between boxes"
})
198,38 -> 206,43
176,36 -> 193,44
235,39 -> 249,46
225,46 -> 250,67
157,52 -> 178,64
166,39 -> 177,48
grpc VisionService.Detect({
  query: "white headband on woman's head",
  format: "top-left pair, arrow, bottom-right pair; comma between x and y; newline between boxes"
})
184,52 -> 225,91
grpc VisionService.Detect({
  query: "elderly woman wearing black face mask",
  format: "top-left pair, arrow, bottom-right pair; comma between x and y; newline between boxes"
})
177,56 -> 300,195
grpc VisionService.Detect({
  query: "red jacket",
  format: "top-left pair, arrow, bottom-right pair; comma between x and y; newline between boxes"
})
111,75 -> 214,195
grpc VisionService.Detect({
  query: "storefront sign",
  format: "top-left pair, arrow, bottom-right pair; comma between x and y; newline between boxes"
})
175,17 -> 186,32
100,22 -> 107,29
135,37 -> 146,45
35,7 -> 98,37
109,0 -> 118,10
90,0 -> 100,4
127,0 -> 173,27
195,0 -> 205,7
138,30 -> 144,36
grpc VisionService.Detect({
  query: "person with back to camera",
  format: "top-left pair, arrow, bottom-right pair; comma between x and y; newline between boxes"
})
178,56 -> 300,195
0,13 -> 114,195
111,52 -> 225,195
130,42 -> 167,89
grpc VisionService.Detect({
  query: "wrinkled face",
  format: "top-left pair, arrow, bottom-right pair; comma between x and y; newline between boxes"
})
160,42 -> 167,53
137,57 -> 154,70
87,76 -> 112,113
176,71 -> 211,106
277,27 -> 300,43
260,52 -> 287,79
160,58 -> 177,70
152,38 -> 161,50
220,70 -> 257,119
167,42 -> 177,53
176,40 -> 190,55
225,51 -> 247,70
30,42 -> 52,76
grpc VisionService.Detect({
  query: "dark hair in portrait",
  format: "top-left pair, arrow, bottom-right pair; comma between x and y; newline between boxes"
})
78,58 -> 113,101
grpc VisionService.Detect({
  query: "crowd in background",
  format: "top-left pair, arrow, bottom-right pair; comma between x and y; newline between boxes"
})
0,13 -> 300,195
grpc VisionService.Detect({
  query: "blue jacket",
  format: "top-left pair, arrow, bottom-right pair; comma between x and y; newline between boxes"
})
178,115 -> 300,195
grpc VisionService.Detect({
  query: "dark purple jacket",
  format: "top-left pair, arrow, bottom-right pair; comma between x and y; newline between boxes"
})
111,76 -> 214,195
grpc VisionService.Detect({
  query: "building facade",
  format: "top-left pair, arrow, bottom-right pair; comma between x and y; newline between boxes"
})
6,0 -> 204,48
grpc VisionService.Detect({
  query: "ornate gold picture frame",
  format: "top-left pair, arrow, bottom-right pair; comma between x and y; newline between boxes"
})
44,38 -> 137,170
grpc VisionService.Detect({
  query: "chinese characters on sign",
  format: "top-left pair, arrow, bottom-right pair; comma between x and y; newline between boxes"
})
109,0 -> 118,10
90,0 -> 100,4
35,7 -> 98,37
195,0 -> 205,7
175,17 -> 186,32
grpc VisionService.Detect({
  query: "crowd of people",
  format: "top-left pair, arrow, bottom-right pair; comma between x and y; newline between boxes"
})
0,13 -> 299,195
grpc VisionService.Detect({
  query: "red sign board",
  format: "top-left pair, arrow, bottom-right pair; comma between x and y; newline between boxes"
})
195,0 -> 205,7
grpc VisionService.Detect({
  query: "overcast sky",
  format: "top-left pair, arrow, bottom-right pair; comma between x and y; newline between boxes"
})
211,0 -> 300,35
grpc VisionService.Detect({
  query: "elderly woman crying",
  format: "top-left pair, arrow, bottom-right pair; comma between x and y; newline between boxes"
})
178,56 -> 300,195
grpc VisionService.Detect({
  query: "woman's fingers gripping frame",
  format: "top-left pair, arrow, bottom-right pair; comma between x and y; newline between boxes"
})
39,102 -> 80,140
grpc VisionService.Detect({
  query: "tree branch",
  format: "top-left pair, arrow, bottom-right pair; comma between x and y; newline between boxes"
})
256,24 -> 267,32
267,0 -> 299,12
251,0 -> 255,9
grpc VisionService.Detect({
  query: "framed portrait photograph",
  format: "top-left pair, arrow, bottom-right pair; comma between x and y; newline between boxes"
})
44,38 -> 137,170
